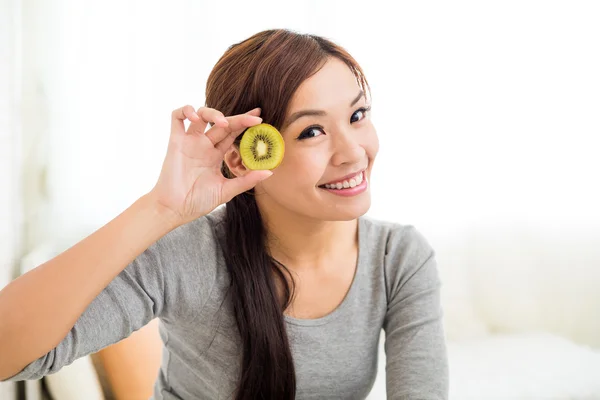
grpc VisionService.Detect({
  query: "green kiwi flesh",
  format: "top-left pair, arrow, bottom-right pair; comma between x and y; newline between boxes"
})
239,123 -> 285,170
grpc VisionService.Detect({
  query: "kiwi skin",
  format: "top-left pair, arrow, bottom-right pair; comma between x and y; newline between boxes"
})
239,123 -> 285,171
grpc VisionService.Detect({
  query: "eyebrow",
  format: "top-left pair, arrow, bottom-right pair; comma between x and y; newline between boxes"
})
281,90 -> 365,131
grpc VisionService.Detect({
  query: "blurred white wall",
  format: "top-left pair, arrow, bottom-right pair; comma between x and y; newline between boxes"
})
1,0 -> 22,288
18,0 -> 600,243
0,0 -> 21,397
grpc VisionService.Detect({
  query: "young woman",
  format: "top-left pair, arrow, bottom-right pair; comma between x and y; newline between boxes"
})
0,29 -> 449,399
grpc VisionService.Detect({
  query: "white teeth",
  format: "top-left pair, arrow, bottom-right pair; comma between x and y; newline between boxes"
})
322,171 -> 364,190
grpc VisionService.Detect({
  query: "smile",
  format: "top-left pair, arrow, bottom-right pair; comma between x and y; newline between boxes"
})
317,171 -> 368,197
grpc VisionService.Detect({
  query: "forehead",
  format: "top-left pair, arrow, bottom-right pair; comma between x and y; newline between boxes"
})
287,58 -> 361,111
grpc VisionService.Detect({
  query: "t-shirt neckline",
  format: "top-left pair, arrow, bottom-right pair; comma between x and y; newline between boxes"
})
283,216 -> 366,327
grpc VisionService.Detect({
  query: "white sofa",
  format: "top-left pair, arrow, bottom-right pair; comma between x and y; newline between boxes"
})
431,224 -> 600,399
17,224 -> 600,399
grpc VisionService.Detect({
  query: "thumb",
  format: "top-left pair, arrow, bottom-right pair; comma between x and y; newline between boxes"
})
221,170 -> 273,202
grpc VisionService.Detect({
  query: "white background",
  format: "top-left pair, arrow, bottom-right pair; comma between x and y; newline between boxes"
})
13,0 -> 600,245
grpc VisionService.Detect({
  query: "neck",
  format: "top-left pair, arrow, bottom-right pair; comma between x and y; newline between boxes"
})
257,199 -> 358,270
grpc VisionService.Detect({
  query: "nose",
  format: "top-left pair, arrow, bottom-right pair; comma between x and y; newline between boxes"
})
330,129 -> 366,167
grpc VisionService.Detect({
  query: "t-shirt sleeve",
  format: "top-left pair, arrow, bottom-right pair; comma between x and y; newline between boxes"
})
4,216 -> 219,382
382,225 -> 449,399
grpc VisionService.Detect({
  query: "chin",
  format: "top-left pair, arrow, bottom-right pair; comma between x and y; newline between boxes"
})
323,195 -> 372,221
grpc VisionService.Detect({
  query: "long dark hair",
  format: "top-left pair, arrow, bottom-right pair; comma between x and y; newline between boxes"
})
204,29 -> 370,400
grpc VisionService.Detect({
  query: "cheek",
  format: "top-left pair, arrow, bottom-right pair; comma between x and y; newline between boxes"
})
362,125 -> 380,159
275,149 -> 328,188
282,145 -> 331,181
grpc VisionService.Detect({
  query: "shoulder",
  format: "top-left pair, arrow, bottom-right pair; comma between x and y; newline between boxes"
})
148,206 -> 228,266
360,215 -> 437,300
147,206 -> 228,312
360,214 -> 433,260
158,205 -> 226,249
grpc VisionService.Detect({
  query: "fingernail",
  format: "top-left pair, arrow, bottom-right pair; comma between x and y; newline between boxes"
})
260,170 -> 273,180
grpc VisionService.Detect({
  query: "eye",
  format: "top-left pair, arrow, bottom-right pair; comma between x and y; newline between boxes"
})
297,126 -> 325,140
351,106 -> 371,123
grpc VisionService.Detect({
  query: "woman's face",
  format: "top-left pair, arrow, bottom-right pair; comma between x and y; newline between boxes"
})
231,57 -> 379,221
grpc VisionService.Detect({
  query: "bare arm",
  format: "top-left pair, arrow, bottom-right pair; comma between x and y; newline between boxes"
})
0,193 -> 176,380
0,105 -> 271,381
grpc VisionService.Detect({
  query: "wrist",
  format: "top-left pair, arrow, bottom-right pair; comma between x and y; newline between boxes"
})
138,192 -> 183,232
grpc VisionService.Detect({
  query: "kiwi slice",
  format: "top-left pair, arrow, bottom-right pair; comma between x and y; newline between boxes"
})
239,123 -> 285,170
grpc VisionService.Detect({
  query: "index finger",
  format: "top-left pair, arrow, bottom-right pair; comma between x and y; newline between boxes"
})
198,107 -> 229,127
186,107 -> 229,135
224,112 -> 264,133
206,112 -> 263,148
171,105 -> 200,135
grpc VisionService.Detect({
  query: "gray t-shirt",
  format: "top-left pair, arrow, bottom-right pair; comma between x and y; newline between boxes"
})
6,206 -> 449,399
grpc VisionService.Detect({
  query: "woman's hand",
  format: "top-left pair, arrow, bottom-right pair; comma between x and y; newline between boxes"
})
149,105 -> 272,226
